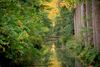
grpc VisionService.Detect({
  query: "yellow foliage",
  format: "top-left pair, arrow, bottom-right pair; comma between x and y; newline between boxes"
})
59,0 -> 77,9
59,2 -> 66,7
48,8 -> 59,19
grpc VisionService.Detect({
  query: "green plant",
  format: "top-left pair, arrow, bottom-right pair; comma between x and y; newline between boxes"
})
0,0 -> 51,66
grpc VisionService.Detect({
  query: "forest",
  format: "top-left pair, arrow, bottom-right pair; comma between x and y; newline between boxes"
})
0,0 -> 100,67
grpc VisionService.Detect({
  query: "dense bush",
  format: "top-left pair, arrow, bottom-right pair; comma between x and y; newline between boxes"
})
0,0 -> 51,67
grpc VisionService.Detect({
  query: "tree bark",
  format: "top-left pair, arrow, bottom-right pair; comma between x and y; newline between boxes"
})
92,0 -> 100,51
86,0 -> 93,46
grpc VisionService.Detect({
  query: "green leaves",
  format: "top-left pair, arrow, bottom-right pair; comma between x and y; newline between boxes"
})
0,0 -> 51,66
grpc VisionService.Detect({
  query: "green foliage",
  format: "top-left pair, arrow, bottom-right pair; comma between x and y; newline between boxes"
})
0,0 -> 51,66
66,37 -> 98,66
62,0 -> 82,9
55,5 -> 74,45
56,47 -> 75,67
54,2 -> 75,67
0,0 -> 99,67
55,3 -> 98,65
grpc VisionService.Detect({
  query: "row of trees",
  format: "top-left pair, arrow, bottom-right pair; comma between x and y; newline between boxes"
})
73,0 -> 100,67
52,0 -> 100,67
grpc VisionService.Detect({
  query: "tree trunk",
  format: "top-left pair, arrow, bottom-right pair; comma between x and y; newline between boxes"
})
92,0 -> 100,51
86,0 -> 93,46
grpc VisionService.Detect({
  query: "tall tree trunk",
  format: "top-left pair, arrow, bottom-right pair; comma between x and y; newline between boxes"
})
92,0 -> 100,51
74,2 -> 86,67
86,0 -> 93,46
